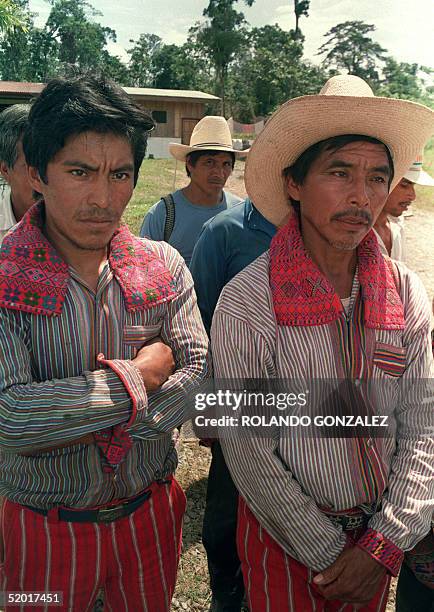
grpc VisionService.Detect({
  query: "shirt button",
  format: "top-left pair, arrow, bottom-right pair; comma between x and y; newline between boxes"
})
354,379 -> 362,387
367,438 -> 373,448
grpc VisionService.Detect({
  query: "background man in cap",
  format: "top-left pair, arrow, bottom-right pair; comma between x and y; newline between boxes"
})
373,156 -> 434,261
140,115 -> 243,266
0,75 -> 209,611
211,75 -> 434,610
0,104 -> 35,244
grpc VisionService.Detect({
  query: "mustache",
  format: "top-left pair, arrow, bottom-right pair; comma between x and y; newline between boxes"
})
76,212 -> 117,222
331,209 -> 372,224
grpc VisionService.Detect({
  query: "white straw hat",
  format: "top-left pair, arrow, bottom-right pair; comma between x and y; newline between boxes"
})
245,75 -> 434,226
169,116 -> 248,161
403,155 -> 434,186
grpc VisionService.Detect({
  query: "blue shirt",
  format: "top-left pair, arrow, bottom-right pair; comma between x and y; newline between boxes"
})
190,198 -> 277,334
139,189 -> 241,266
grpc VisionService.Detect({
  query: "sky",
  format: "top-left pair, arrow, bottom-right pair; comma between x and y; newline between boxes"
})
28,0 -> 434,69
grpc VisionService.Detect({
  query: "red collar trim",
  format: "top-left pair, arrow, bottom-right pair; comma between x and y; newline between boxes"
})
0,203 -> 177,316
269,216 -> 405,329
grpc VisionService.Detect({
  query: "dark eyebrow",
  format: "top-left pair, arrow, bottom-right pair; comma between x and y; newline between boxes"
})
112,164 -> 134,173
326,159 -> 390,176
62,160 -> 98,171
61,161 -> 134,173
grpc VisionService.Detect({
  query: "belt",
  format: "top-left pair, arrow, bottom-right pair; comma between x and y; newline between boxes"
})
323,501 -> 379,532
24,488 -> 152,524
328,512 -> 369,531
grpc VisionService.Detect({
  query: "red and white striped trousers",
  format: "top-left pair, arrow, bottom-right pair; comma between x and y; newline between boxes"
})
0,477 -> 185,612
237,498 -> 391,612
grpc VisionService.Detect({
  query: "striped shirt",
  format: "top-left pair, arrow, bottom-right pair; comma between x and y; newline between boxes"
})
212,251 -> 434,573
0,239 -> 209,509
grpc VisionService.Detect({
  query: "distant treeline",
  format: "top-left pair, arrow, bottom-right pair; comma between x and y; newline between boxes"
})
1,0 -> 433,121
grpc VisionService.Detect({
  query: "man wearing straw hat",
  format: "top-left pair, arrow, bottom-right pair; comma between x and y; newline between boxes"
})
140,116 -> 244,266
373,156 -> 434,261
210,74 -> 434,610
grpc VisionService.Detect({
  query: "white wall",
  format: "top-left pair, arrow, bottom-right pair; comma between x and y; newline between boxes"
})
147,137 -> 180,159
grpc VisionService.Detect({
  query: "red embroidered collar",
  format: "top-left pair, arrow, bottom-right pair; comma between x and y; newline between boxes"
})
269,215 -> 405,329
0,202 -> 177,316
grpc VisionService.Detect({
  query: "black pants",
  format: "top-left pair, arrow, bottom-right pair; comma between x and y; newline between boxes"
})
396,561 -> 434,612
202,442 -> 244,608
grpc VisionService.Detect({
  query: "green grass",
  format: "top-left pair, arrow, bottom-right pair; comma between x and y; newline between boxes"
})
123,159 -> 187,234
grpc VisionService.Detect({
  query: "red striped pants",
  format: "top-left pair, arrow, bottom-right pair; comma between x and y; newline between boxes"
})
0,477 -> 185,612
237,498 -> 391,612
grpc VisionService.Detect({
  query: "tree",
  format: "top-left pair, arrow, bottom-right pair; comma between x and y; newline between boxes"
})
317,21 -> 387,83
151,43 -> 209,91
192,0 -> 255,115
294,0 -> 309,37
378,58 -> 434,107
127,33 -> 162,86
228,24 -> 326,121
45,0 -> 117,72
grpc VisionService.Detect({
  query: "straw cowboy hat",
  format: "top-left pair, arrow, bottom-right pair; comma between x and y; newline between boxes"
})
169,115 -> 248,161
245,74 -> 434,226
403,155 -> 434,186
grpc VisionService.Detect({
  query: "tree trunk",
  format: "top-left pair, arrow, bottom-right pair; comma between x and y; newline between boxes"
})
294,0 -> 300,35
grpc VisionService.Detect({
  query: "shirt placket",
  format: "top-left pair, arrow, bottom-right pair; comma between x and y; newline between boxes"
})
340,277 -> 382,510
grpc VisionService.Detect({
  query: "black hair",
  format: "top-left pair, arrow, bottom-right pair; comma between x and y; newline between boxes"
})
185,149 -> 235,177
283,134 -> 394,214
23,75 -> 155,187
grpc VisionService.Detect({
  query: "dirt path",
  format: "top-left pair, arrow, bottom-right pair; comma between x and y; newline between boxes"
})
404,207 -> 434,300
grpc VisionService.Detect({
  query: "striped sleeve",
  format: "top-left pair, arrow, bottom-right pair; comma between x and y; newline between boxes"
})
129,251 -> 210,439
212,295 -> 348,573
367,267 -> 434,552
0,310 -> 136,453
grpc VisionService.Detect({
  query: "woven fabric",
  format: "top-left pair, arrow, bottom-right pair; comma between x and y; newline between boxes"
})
269,216 -> 405,329
0,202 -> 177,317
0,477 -> 186,611
237,497 -> 391,612
357,528 -> 404,576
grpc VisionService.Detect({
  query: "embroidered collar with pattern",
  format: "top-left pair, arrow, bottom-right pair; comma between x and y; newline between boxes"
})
269,215 -> 405,329
0,202 -> 177,316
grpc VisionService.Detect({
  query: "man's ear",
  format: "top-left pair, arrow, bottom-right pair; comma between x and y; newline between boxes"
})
285,174 -> 301,201
27,165 -> 44,193
0,160 -> 10,183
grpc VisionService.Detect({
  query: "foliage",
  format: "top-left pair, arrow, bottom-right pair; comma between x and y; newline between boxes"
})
191,0 -> 255,115
0,0 -> 26,33
0,0 -> 127,82
0,1 -> 431,126
127,33 -> 162,87
318,21 -> 387,83
378,58 -> 434,106
228,25 -> 326,121
152,43 -> 210,91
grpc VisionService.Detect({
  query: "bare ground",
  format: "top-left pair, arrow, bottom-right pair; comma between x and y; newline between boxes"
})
172,168 -> 434,611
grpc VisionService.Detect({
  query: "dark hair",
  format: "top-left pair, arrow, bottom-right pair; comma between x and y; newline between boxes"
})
23,75 -> 155,187
185,149 -> 235,177
283,134 -> 394,213
0,104 -> 30,168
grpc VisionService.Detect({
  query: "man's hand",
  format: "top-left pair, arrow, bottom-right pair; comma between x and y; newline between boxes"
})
132,338 -> 175,392
313,546 -> 387,606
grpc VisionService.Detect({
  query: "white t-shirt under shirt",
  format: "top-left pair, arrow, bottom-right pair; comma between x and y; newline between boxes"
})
0,184 -> 16,246
139,189 -> 242,266
373,216 -> 406,262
